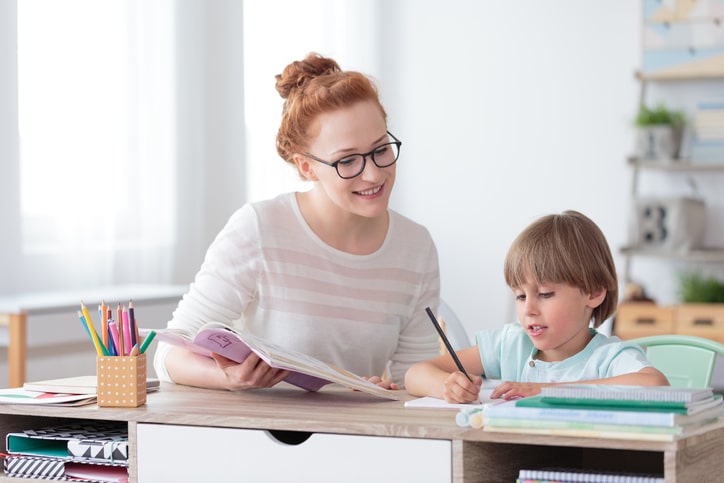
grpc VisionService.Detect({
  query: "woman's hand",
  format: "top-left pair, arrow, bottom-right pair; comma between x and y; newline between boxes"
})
441,372 -> 482,404
364,375 -> 400,390
210,352 -> 290,391
490,381 -> 544,400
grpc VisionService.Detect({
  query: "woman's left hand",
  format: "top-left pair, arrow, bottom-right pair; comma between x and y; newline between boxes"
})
364,375 -> 400,390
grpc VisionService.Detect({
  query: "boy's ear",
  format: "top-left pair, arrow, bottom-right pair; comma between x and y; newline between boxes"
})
293,154 -> 318,181
587,287 -> 607,308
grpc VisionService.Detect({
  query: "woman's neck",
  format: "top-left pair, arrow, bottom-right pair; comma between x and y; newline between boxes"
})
295,190 -> 389,255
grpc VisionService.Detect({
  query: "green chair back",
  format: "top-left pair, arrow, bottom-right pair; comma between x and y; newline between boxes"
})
629,335 -> 724,388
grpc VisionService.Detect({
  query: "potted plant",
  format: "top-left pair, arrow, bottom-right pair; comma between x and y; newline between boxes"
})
675,271 -> 724,342
678,271 -> 724,304
634,103 -> 685,161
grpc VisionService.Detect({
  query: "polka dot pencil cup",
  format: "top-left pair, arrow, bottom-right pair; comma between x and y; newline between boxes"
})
97,354 -> 147,407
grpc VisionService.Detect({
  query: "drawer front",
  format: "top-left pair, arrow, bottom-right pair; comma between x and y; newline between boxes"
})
615,304 -> 675,339
674,304 -> 724,343
137,423 -> 451,482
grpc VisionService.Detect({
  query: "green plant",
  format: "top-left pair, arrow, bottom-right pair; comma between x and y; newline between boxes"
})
677,272 -> 724,303
635,103 -> 685,127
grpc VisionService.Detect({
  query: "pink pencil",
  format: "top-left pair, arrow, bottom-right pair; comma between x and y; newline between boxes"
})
122,306 -> 132,356
108,320 -> 122,357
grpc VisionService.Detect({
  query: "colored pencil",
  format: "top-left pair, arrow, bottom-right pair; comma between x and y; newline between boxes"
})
80,302 -> 108,356
139,330 -> 156,354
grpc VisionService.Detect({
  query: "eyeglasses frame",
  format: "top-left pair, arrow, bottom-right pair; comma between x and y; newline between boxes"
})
303,131 -> 402,179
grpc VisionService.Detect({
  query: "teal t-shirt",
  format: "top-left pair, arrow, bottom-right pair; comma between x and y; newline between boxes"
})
475,323 -> 651,383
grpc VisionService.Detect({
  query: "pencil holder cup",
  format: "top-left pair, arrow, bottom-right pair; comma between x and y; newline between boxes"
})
96,355 -> 147,407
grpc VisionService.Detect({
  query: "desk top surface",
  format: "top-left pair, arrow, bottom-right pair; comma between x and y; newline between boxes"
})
1,382 -> 722,452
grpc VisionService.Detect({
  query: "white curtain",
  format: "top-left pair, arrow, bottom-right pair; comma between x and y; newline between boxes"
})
16,0 -> 176,289
3,0 -> 381,294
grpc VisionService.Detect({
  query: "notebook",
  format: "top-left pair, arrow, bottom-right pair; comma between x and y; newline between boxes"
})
23,375 -> 160,395
540,384 -> 713,403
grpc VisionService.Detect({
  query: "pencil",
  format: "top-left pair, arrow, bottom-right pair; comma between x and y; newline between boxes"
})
80,302 -> 108,356
101,300 -> 108,350
122,305 -> 131,356
128,300 -> 137,347
425,306 -> 473,382
139,330 -> 156,354
117,303 -> 124,356
108,320 -> 122,357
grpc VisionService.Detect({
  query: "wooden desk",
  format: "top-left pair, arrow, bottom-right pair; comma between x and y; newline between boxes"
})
0,383 -> 722,482
0,284 -> 186,387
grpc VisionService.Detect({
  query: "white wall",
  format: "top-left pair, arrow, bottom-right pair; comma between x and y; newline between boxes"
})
170,0 -> 724,339
381,0 -> 641,335
4,0 -> 723,346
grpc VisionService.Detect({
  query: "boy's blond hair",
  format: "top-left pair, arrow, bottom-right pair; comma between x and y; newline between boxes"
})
503,210 -> 618,327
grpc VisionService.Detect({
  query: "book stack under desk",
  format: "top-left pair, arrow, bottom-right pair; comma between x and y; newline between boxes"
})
3,420 -> 129,481
515,467 -> 664,483
460,384 -> 724,442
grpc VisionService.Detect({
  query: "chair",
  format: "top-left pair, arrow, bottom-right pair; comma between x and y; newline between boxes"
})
629,334 -> 724,388
437,299 -> 471,354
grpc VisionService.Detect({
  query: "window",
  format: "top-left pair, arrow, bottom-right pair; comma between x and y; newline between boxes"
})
17,0 -> 176,258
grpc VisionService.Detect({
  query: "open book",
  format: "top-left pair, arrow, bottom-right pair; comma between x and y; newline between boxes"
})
150,322 -> 399,400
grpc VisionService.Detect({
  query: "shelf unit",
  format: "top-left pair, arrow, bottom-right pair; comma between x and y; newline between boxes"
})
622,70 -> 724,285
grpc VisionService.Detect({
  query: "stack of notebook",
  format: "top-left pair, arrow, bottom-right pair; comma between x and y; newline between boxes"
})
462,384 -> 724,442
515,467 -> 664,483
3,421 -> 129,482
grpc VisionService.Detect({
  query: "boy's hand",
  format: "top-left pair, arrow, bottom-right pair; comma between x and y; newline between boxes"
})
490,381 -> 543,400
441,372 -> 482,403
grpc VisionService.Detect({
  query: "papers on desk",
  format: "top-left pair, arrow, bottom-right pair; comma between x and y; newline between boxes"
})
0,375 -> 161,407
0,387 -> 97,406
404,388 -> 506,409
23,375 -> 160,395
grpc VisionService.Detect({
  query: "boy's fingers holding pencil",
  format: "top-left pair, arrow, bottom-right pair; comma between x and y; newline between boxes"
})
442,372 -> 482,404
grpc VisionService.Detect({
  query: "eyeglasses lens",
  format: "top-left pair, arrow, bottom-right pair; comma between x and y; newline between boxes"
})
337,142 -> 400,179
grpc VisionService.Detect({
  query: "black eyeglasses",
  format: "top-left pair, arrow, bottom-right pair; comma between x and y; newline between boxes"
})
303,131 -> 402,179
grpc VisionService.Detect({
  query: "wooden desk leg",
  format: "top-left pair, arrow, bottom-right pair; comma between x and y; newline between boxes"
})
8,313 -> 27,388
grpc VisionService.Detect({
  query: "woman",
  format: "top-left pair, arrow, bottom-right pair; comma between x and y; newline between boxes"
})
154,53 -> 441,391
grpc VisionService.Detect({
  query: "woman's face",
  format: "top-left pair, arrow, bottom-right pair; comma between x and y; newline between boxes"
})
298,100 -> 395,220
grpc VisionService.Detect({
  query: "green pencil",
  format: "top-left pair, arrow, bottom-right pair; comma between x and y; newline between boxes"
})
139,330 -> 156,354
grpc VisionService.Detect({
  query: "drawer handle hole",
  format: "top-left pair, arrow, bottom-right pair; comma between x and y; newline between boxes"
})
635,318 -> 656,325
693,319 -> 714,326
266,430 -> 313,446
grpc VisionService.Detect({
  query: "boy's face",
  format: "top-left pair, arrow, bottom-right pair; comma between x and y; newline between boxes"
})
511,280 -> 605,361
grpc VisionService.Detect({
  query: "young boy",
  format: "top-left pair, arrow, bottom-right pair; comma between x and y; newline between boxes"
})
405,210 -> 668,403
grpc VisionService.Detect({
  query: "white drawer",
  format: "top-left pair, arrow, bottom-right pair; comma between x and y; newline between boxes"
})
137,423 -> 451,482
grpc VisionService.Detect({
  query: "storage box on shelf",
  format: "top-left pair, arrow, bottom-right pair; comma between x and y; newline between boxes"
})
675,304 -> 724,342
615,302 -> 724,343
615,303 -> 675,339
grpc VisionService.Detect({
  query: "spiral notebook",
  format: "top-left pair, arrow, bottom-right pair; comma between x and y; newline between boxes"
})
540,385 -> 713,403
